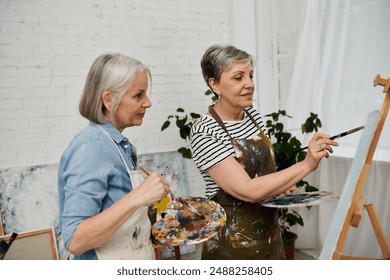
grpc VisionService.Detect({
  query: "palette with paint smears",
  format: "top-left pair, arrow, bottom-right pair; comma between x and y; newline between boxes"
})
151,197 -> 226,246
261,191 -> 338,208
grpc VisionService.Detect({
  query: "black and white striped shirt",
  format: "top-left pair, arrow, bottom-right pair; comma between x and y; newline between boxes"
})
190,107 -> 266,198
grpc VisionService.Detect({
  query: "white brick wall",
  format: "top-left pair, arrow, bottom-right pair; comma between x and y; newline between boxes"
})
0,0 -> 230,169
0,0 -> 305,196
0,0 -> 235,195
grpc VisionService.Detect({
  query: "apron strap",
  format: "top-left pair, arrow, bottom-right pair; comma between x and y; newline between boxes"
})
245,108 -> 265,133
208,105 -> 266,144
244,109 -> 274,149
208,105 -> 235,143
93,123 -> 141,188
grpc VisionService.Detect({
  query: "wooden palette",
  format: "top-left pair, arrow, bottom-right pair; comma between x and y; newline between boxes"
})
261,191 -> 338,208
152,197 -> 226,246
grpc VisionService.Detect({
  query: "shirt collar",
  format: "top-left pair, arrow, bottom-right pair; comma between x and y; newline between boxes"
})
98,122 -> 127,144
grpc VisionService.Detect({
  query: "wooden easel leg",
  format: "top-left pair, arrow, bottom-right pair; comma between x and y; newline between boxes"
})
332,250 -> 342,260
332,201 -> 356,259
351,195 -> 365,227
328,76 -> 390,260
365,204 -> 390,259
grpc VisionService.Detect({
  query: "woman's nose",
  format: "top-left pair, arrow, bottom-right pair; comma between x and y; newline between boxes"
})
245,77 -> 254,88
143,95 -> 152,108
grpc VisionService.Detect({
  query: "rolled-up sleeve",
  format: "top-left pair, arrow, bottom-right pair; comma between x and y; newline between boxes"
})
58,138 -> 110,249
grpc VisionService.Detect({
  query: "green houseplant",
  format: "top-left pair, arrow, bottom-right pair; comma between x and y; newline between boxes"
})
161,91 -> 322,259
161,90 -> 216,159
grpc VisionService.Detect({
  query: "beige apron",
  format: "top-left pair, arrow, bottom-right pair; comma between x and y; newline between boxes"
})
94,125 -> 155,260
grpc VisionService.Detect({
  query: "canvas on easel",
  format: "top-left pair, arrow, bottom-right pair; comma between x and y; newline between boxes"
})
320,75 -> 390,260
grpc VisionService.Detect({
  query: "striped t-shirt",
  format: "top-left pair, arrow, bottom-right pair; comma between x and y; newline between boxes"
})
190,107 -> 266,198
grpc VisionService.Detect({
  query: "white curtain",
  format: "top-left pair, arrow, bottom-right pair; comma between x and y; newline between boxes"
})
286,0 -> 390,159
286,0 -> 390,258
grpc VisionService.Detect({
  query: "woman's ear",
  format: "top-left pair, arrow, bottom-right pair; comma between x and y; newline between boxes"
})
208,78 -> 219,95
102,91 -> 113,113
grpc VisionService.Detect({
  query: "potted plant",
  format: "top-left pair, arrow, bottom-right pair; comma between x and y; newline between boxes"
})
161,92 -> 322,259
161,90 -> 216,159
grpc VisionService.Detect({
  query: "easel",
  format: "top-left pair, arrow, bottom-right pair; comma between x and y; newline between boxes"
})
331,75 -> 390,260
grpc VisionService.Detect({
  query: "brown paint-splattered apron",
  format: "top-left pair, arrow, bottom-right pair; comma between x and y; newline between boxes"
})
202,106 -> 285,260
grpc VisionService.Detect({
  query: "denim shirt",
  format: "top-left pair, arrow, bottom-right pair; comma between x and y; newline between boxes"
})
57,122 -> 136,260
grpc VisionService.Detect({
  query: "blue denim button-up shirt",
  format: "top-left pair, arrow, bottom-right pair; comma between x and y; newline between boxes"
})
58,122 -> 136,260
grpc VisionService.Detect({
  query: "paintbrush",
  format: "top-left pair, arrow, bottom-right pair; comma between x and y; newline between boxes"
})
139,166 -> 204,219
290,125 -> 365,154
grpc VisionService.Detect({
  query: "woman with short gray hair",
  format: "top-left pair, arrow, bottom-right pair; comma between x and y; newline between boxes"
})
190,44 -> 338,259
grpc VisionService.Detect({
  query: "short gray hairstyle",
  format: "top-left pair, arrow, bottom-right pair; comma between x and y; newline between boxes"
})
200,44 -> 254,93
79,53 -> 151,123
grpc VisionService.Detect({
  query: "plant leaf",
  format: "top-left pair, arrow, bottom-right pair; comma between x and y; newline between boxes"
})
178,147 -> 192,159
176,115 -> 188,129
161,120 -> 170,131
190,112 -> 201,119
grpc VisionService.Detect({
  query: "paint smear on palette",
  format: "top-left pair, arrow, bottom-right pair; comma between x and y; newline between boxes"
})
261,191 -> 339,208
152,197 -> 226,246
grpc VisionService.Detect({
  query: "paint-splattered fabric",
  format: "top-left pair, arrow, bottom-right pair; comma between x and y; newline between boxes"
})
200,106 -> 285,260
